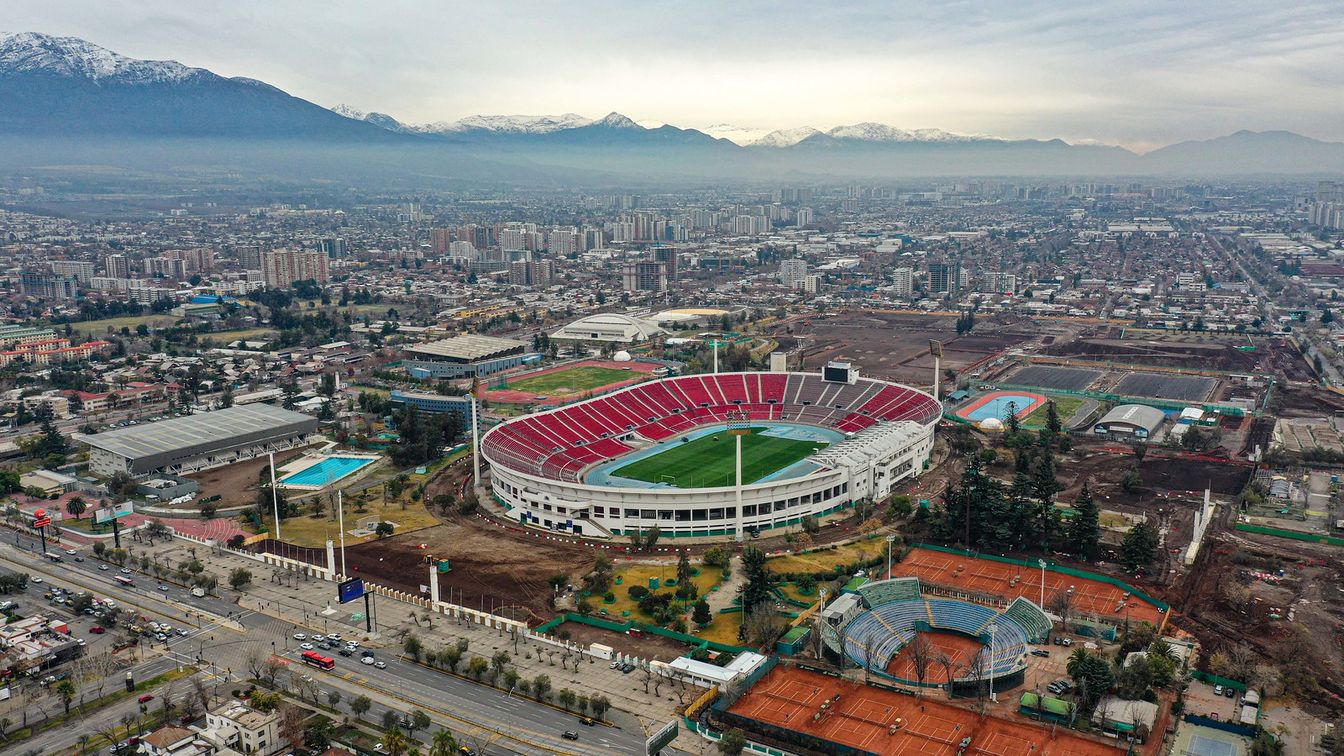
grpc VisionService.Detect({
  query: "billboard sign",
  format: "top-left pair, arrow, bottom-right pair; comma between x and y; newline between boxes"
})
337,577 -> 365,604
31,509 -> 51,529
645,719 -> 678,755
94,502 -> 136,524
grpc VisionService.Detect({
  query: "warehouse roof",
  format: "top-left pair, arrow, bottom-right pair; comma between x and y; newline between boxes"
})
1097,404 -> 1165,433
404,334 -> 526,362
82,404 -> 315,461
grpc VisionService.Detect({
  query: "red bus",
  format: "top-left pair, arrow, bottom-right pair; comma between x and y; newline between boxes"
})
301,651 -> 335,670
114,576 -> 134,587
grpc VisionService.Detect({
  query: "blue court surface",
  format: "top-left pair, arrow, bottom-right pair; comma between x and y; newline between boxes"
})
280,456 -> 376,486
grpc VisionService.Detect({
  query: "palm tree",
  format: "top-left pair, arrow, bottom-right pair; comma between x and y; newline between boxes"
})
429,729 -> 458,756
1065,647 -> 1089,679
383,727 -> 409,756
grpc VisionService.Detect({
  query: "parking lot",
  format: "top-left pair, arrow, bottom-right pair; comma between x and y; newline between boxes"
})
1184,679 -> 1241,722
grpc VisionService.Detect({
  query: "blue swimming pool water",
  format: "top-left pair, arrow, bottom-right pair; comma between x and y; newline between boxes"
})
280,456 -> 375,486
964,394 -> 1040,422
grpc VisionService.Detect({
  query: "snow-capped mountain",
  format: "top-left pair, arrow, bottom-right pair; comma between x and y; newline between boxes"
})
751,126 -> 823,147
700,123 -> 776,145
0,31 -> 204,83
0,31 -> 396,140
439,113 -> 594,134
821,122 -> 990,143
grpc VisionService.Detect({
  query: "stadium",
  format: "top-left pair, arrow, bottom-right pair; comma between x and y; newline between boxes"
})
820,577 -> 1050,694
480,366 -> 940,540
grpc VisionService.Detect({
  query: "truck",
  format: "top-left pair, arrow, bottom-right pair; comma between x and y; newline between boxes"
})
190,587 -> 206,597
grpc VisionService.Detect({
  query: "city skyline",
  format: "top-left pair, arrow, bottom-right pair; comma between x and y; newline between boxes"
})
6,0 -> 1344,152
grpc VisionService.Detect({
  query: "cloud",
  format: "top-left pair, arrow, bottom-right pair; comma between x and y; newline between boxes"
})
7,0 -> 1344,148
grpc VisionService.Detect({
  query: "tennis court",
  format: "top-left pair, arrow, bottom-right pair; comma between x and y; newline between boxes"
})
1170,722 -> 1250,756
894,548 -> 1166,628
887,631 -> 985,684
1008,365 -> 1103,392
1113,372 -> 1218,402
728,666 -> 1122,756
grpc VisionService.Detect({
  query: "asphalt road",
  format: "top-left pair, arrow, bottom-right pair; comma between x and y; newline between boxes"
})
0,536 -> 658,755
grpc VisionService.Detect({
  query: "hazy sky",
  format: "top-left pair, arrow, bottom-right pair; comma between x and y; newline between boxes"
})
9,0 -> 1344,150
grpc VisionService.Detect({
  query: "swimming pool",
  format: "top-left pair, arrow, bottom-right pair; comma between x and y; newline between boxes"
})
957,392 -> 1046,423
280,456 -> 377,487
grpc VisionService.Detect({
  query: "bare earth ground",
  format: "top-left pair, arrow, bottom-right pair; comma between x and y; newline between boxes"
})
187,449 -> 307,510
550,620 -> 695,661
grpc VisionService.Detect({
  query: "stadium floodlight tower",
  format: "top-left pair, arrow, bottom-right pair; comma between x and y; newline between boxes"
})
928,339 -> 943,406
727,409 -> 752,541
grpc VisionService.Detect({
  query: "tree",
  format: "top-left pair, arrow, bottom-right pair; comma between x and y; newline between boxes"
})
54,679 -> 76,715
692,599 -> 712,627
429,730 -> 459,756
717,728 -> 748,754
1066,480 -> 1100,559
740,546 -> 772,613
383,727 -> 409,756
438,646 -> 463,673
228,568 -> 253,590
467,657 -> 488,680
558,688 -> 576,710
404,634 -> 424,662
1045,401 -> 1062,435
1120,520 -> 1160,573
531,674 -> 551,700
375,521 -> 395,538
410,709 -> 432,736
350,695 -> 372,721
66,496 -> 87,520
675,550 -> 694,597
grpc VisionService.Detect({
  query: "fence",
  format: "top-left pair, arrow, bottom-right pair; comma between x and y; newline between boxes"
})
1190,670 -> 1248,692
535,612 -> 754,655
1235,523 -> 1344,547
972,380 -> 1250,418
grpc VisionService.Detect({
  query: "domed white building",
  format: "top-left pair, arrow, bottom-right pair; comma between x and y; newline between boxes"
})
550,312 -> 664,344
978,417 -> 1005,432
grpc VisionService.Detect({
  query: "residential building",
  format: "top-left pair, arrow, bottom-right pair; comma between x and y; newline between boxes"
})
622,261 -> 667,292
201,700 -> 281,755
892,267 -> 914,297
261,248 -> 329,288
51,260 -> 95,284
778,258 -> 808,289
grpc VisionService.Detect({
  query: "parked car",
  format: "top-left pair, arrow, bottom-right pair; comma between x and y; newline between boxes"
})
89,626 -> 105,634
562,731 -> 579,740
1030,649 -> 1050,658
138,694 -> 154,704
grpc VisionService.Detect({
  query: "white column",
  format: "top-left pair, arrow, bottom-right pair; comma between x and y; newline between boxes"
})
269,451 -> 281,541
735,433 -> 744,541
933,356 -> 941,404
471,393 -> 481,487
325,539 -> 336,577
430,562 -> 441,606
337,490 -> 347,578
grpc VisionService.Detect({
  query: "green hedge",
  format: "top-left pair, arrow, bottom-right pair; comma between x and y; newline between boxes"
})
535,612 -> 753,654
1235,523 -> 1344,547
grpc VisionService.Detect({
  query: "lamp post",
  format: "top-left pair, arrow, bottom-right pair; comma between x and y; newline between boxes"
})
987,623 -> 997,703
886,535 -> 896,580
1038,559 -> 1046,608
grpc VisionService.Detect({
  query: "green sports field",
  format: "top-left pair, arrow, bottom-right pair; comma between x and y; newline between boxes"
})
610,428 -> 827,488
505,366 -> 634,395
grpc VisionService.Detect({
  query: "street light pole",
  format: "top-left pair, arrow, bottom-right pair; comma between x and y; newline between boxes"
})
1038,559 -> 1046,608
886,535 -> 896,580
987,623 -> 997,703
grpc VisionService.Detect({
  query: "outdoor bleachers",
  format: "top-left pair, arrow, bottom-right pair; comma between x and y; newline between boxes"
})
482,371 -> 940,481
856,577 -> 922,606
1002,597 -> 1052,643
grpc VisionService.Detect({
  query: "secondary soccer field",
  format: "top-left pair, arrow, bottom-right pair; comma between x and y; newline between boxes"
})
505,366 -> 634,395
610,428 -> 827,488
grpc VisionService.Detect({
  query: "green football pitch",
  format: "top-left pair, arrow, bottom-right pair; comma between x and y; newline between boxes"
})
610,428 -> 828,488
505,366 -> 634,394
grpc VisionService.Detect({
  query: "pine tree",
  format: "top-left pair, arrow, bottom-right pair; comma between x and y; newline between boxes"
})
1031,448 -> 1061,551
1045,401 -> 1062,435
1067,481 -> 1100,559
1120,520 -> 1160,573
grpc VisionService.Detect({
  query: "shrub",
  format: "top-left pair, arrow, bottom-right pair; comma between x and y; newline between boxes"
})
627,585 -> 650,600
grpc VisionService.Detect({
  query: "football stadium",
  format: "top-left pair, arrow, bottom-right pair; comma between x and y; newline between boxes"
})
480,366 -> 941,539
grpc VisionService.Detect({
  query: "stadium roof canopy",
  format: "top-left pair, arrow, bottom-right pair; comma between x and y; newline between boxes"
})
82,404 -> 315,462
550,312 -> 664,343
405,334 -> 527,362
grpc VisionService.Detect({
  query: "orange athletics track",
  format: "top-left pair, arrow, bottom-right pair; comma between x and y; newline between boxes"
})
728,666 -> 1122,756
893,547 -> 1166,628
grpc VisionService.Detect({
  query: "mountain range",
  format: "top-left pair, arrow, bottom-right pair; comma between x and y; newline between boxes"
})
3,31 -> 1344,182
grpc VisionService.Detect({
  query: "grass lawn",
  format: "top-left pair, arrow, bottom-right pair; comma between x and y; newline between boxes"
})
505,366 -> 635,395
1023,396 -> 1084,428
605,563 -> 724,622
692,614 -> 748,646
68,314 -> 180,337
611,428 -> 826,489
766,536 -> 887,575
777,582 -> 821,604
208,327 -> 278,342
265,496 -> 438,548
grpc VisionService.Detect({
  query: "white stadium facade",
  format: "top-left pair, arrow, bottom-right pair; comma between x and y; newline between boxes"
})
481,366 -> 940,540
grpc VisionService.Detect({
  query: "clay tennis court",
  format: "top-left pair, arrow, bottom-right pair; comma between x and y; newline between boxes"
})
728,666 -> 1121,756
894,547 -> 1166,628
887,631 -> 986,684
480,359 -> 657,404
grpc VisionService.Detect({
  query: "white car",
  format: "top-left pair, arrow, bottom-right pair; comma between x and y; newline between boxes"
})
374,660 -> 387,669
360,656 -> 375,665
31,577 -> 42,583
293,633 -> 306,640
64,549 -> 77,556
299,642 -> 314,650
345,640 -> 359,648
98,564 -> 109,571
327,633 -> 342,642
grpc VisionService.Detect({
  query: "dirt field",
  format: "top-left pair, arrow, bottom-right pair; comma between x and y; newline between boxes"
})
725,665 -> 1122,756
188,450 -> 307,510
550,620 -> 693,661
779,312 -> 1036,386
343,513 -> 596,624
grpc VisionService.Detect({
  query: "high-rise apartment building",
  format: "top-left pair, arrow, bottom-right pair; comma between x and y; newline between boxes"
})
430,228 -> 452,254
319,238 -> 347,258
509,260 -> 556,288
20,272 -> 78,301
261,249 -> 329,288
622,261 -> 667,292
145,257 -> 187,280
1310,181 -> 1344,230
104,254 -> 130,279
51,260 -> 95,284
927,261 -> 959,294
653,247 -> 680,282
778,258 -> 808,289
235,245 -> 263,270
891,267 -> 914,297
983,272 -> 1017,295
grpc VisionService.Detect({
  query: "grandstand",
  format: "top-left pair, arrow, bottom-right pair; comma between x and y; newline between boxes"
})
821,577 -> 1052,694
481,370 -> 940,540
